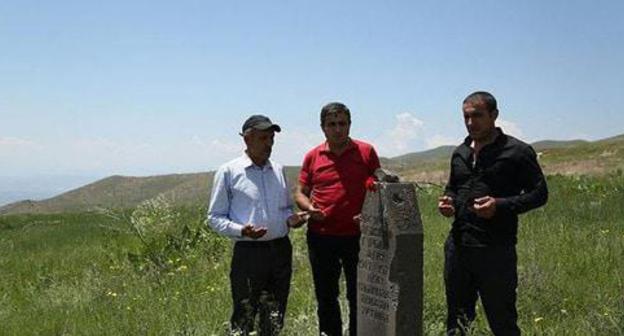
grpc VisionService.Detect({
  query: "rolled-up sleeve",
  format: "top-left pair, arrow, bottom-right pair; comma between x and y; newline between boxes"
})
207,167 -> 244,238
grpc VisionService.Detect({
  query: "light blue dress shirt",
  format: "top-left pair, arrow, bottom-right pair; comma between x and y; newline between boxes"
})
207,154 -> 293,241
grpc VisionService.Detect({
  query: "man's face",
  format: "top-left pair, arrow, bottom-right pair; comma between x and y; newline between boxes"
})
322,112 -> 351,146
245,129 -> 275,164
463,100 -> 497,141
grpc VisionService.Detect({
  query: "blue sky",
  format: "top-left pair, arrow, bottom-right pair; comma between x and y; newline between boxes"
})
1,0 -> 623,179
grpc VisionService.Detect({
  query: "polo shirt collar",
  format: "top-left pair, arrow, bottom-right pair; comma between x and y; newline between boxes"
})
320,138 -> 357,154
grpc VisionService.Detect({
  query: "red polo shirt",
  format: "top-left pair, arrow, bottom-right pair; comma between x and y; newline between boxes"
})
299,139 -> 380,236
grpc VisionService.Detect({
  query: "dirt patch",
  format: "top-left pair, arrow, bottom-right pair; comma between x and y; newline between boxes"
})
400,169 -> 448,185
542,159 -> 606,175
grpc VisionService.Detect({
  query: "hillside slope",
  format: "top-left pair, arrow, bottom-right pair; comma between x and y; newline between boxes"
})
1,134 -> 622,215
0,173 -> 213,215
0,167 -> 303,215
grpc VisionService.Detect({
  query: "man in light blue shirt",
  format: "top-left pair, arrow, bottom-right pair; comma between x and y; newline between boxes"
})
208,115 -> 306,336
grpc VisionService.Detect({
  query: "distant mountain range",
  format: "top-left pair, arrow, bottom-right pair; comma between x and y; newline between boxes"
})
0,175 -> 100,207
1,134 -> 622,215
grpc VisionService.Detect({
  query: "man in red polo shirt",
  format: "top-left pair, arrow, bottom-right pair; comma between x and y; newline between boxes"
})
295,102 -> 380,336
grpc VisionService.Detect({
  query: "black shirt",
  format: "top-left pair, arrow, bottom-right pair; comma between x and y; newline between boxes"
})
444,128 -> 548,247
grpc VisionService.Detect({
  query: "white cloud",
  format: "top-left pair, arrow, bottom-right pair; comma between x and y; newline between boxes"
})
272,128 -> 324,165
393,113 -> 424,143
0,115 -> 461,176
189,129 -> 323,167
0,136 -> 35,147
190,135 -> 204,147
375,112 -> 424,157
190,135 -> 241,155
496,119 -> 525,139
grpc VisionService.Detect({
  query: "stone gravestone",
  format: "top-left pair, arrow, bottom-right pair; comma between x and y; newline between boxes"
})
357,182 -> 423,336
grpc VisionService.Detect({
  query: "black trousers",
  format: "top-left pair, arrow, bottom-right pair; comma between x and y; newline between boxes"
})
230,236 -> 292,336
444,237 -> 520,336
307,232 -> 360,336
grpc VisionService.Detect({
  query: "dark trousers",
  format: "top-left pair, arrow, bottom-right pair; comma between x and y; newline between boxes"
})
307,232 -> 360,336
230,236 -> 292,336
444,237 -> 520,336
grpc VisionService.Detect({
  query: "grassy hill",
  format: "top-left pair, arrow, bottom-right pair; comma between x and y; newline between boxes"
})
0,167 -> 302,215
531,139 -> 588,151
391,134 -> 624,185
538,135 -> 624,175
0,174 -> 621,334
0,173 -> 213,215
2,134 -> 622,215
381,145 -> 455,167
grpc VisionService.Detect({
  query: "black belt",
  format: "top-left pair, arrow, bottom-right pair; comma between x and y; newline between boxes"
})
235,236 -> 289,248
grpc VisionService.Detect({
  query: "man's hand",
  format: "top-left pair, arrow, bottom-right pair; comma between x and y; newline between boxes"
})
472,196 -> 497,219
287,211 -> 309,228
241,224 -> 268,239
307,202 -> 326,221
438,196 -> 455,217
365,176 -> 378,192
353,213 -> 362,225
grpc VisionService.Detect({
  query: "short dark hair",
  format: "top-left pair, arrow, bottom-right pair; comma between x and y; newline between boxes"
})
463,91 -> 498,114
320,102 -> 351,126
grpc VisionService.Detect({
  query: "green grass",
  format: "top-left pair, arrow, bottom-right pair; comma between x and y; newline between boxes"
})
1,174 -> 623,335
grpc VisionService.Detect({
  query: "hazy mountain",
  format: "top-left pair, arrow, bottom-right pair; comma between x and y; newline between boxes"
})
0,191 -> 50,207
1,134 -> 622,215
0,167 -> 302,215
0,175 -> 100,206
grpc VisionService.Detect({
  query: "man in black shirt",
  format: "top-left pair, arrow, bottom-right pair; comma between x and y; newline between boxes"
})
438,91 -> 548,335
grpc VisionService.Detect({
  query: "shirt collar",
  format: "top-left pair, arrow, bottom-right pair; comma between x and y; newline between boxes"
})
458,127 -> 506,159
240,152 -> 273,170
462,127 -> 506,148
320,138 -> 357,154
